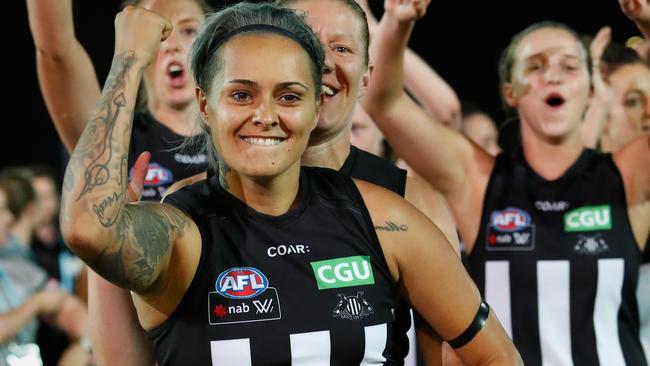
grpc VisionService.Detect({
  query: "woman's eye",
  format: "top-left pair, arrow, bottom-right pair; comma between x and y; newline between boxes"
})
181,27 -> 198,37
624,95 -> 642,109
231,92 -> 251,101
280,94 -> 301,103
334,46 -> 350,54
564,64 -> 579,71
527,64 -> 542,72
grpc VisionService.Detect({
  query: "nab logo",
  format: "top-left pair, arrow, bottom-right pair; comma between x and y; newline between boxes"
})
564,205 -> 611,232
216,267 -> 269,299
141,163 -> 173,187
490,208 -> 531,232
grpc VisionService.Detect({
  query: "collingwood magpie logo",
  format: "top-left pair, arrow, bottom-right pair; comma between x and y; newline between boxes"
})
573,234 -> 609,255
332,292 -> 374,320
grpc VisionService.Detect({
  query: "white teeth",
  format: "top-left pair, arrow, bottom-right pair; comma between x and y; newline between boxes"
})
169,65 -> 182,73
322,85 -> 335,96
243,137 -> 283,146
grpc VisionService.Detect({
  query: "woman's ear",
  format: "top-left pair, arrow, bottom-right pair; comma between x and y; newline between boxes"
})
196,87 -> 209,122
503,83 -> 518,108
358,63 -> 372,99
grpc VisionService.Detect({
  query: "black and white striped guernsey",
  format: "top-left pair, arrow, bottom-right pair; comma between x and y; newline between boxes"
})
468,149 -> 647,366
149,167 -> 401,365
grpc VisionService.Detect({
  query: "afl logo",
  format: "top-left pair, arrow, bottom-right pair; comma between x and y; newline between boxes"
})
142,163 -> 173,187
490,208 -> 531,232
216,267 -> 269,299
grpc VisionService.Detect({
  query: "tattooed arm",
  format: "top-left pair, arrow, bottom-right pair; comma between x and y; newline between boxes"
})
355,179 -> 522,365
60,7 -> 188,294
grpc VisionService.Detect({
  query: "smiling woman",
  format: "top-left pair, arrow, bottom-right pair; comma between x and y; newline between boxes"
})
59,2 -> 519,365
194,30 -> 322,192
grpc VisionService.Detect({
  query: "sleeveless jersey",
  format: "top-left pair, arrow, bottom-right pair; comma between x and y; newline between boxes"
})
340,146 -> 406,197
468,149 -> 647,366
128,113 -> 206,201
339,146 -> 414,364
149,167 -> 400,365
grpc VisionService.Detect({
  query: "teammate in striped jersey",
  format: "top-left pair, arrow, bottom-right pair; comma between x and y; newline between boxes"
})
59,2 -> 520,365
362,9 -> 650,366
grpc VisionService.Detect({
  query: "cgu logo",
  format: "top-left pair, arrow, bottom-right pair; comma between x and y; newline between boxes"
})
311,256 -> 375,290
564,205 -> 611,232
142,163 -> 173,187
490,208 -> 531,232
216,267 -> 269,299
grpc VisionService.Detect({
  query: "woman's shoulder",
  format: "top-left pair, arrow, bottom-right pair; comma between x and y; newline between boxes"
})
353,179 -> 415,221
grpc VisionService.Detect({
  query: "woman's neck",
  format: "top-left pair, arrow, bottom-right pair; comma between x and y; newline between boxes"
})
301,127 -> 351,170
221,163 -> 302,216
521,126 -> 584,181
148,101 -> 197,137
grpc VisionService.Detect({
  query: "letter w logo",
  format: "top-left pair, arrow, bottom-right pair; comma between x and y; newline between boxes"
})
513,232 -> 530,245
253,299 -> 274,314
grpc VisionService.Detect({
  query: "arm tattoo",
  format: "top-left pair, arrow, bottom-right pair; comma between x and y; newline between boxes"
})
75,52 -> 137,200
92,155 -> 129,228
375,221 -> 409,232
94,203 -> 188,291
62,51 -> 187,291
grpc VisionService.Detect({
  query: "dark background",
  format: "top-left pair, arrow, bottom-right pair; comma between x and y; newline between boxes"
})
6,0 -> 640,181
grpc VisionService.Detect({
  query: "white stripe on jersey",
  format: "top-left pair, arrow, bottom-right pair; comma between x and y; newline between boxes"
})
485,261 -> 512,337
594,258 -> 626,365
211,338 -> 252,366
538,260 -> 573,366
361,323 -> 388,365
404,311 -> 417,366
637,263 -> 650,364
290,330 -> 330,365
209,324 -> 393,365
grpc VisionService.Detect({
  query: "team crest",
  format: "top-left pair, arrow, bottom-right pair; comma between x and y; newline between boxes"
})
332,291 -> 374,320
486,207 -> 535,251
573,234 -> 609,255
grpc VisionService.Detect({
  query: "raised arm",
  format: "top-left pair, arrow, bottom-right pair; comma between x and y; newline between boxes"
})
358,180 -> 522,365
581,26 -> 614,149
60,7 -> 188,294
361,0 -> 493,246
356,0 -> 461,128
26,0 -> 103,151
402,48 -> 462,129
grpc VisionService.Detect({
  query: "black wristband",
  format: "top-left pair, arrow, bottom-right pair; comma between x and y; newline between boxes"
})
448,300 -> 490,349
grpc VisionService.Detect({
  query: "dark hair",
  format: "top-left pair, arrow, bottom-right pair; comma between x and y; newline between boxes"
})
0,175 -> 36,219
275,0 -> 370,66
188,2 -> 325,173
498,21 -> 586,115
601,41 -> 646,74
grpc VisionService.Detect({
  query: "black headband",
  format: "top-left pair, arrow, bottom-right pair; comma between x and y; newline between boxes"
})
205,24 -> 313,66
